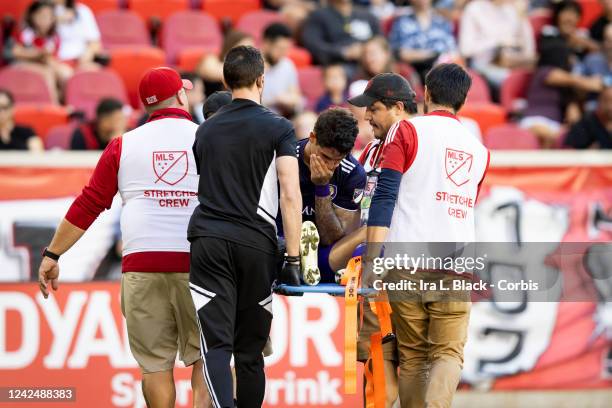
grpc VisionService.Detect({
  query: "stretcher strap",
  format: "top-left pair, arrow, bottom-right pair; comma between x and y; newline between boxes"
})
365,332 -> 386,408
370,294 -> 393,337
344,255 -> 361,394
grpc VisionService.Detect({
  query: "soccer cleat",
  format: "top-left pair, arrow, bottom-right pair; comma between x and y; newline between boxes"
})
300,221 -> 321,285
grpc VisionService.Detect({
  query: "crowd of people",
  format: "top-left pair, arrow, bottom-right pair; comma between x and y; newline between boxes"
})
0,0 -> 610,152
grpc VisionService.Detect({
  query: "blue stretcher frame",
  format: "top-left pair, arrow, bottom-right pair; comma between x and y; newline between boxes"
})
274,283 -> 377,297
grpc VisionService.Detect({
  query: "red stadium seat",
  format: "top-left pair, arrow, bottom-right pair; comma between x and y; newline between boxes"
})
109,47 -> 166,108
485,124 -> 540,150
177,48 -> 214,72
13,104 -> 70,140
80,0 -> 119,14
235,10 -> 284,45
458,103 -> 507,135
577,0 -> 603,28
45,123 -> 78,150
466,69 -> 492,104
0,67 -> 53,104
97,10 -> 150,49
65,70 -> 129,119
0,0 -> 32,21
500,69 -> 533,113
203,0 -> 261,25
128,0 -> 189,23
298,66 -> 324,111
287,47 -> 312,68
529,11 -> 552,43
162,11 -> 222,64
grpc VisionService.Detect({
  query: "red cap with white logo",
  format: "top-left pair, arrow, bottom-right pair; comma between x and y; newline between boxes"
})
138,67 -> 193,106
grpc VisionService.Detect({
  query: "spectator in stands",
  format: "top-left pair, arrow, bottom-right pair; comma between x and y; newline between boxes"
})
347,79 -> 374,151
389,0 -> 458,80
7,0 -> 72,104
301,0 -> 380,71
564,86 -> 612,148
196,31 -> 254,96
316,64 -> 349,112
590,0 -> 612,42
521,41 -> 604,147
53,0 -> 102,69
203,90 -> 232,120
459,0 -> 536,92
0,90 -> 43,151
435,0 -> 471,22
369,0 -> 396,21
539,0 -> 599,61
354,36 -> 394,80
261,23 -> 303,117
71,98 -> 127,150
292,110 -> 318,140
575,23 -> 612,109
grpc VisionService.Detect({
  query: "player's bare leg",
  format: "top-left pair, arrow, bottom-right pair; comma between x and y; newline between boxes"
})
328,226 -> 366,272
191,359 -> 212,408
142,370 -> 175,408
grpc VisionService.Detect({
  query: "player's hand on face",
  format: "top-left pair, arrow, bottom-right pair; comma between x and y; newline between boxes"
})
39,257 -> 60,299
310,154 -> 334,186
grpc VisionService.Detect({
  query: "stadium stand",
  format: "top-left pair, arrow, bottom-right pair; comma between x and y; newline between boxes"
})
202,0 -> 261,25
485,124 -> 540,150
466,69 -> 493,104
13,104 -> 69,140
236,10 -> 285,45
297,66 -> 324,111
97,10 -> 150,49
500,69 -> 533,114
459,103 -> 507,136
80,0 -> 118,15
108,46 -> 166,108
65,70 -> 128,119
45,123 -> 78,150
0,0 -> 31,21
128,0 -> 190,25
0,67 -> 53,104
161,11 -> 222,64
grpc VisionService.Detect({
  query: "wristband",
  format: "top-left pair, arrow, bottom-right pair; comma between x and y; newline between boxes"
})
314,184 -> 331,197
284,254 -> 300,264
42,247 -> 60,261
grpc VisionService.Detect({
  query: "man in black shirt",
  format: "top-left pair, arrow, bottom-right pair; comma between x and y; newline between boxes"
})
70,98 -> 127,150
564,86 -> 612,149
189,45 -> 302,408
301,0 -> 380,67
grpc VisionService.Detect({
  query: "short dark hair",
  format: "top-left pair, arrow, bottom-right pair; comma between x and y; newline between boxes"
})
314,108 -> 358,155
379,98 -> 418,114
96,98 -> 123,119
0,89 -> 15,106
425,63 -> 471,112
263,23 -> 292,42
223,45 -> 264,90
25,0 -> 56,34
553,0 -> 582,25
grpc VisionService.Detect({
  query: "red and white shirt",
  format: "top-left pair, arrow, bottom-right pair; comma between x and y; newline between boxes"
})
381,111 -> 490,243
17,28 -> 60,56
65,108 -> 199,272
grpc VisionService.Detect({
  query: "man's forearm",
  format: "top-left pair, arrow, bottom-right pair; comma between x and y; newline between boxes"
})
47,218 -> 86,255
315,195 -> 344,245
281,194 -> 302,257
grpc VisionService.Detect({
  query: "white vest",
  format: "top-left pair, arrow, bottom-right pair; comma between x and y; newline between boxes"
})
387,114 -> 489,243
118,118 -> 199,256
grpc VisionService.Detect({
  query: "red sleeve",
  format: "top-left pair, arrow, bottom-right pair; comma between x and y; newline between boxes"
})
358,141 -> 374,165
65,137 -> 122,230
381,121 -> 418,174
475,149 -> 490,201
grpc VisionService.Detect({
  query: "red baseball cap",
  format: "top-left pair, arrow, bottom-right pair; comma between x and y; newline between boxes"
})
138,67 -> 193,106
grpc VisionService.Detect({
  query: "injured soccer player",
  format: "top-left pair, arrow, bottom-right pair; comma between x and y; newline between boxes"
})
277,107 -> 367,285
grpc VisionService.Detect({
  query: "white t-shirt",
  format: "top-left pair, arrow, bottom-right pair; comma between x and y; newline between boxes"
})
55,3 -> 101,61
262,57 -> 299,107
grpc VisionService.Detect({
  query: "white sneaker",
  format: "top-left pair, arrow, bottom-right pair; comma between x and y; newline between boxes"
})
300,221 -> 320,285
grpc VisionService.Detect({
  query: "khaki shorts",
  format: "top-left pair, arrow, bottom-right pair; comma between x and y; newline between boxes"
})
121,272 -> 201,373
357,300 -> 398,363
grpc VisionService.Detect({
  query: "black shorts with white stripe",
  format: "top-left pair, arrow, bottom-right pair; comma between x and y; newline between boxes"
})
189,236 -> 275,408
